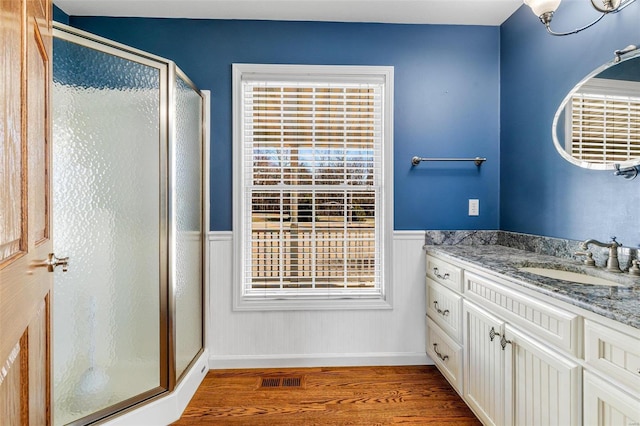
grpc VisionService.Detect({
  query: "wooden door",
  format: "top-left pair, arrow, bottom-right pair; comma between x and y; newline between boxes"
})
0,0 -> 53,423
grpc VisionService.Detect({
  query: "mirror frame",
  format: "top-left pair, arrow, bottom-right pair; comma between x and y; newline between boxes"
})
552,47 -> 640,170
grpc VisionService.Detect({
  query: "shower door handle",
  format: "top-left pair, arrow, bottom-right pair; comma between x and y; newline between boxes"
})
47,253 -> 69,272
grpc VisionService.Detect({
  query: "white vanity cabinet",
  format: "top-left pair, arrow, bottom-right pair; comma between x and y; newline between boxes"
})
582,320 -> 640,426
426,253 -> 584,426
464,269 -> 582,425
425,254 -> 465,395
462,300 -> 581,426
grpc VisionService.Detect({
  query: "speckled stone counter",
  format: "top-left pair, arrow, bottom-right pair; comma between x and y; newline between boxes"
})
425,244 -> 640,330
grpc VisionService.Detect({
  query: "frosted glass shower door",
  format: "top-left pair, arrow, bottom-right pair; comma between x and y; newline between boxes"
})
173,73 -> 204,380
52,31 -> 168,425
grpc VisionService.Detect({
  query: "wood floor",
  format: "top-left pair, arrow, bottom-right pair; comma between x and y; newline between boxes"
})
172,365 -> 481,425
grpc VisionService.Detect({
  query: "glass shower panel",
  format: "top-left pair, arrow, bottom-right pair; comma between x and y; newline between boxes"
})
52,36 -> 164,425
174,74 -> 204,380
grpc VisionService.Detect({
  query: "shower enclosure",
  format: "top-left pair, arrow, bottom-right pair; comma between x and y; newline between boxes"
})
51,24 -> 204,425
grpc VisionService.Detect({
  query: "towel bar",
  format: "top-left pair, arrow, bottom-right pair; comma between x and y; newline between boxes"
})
411,156 -> 487,167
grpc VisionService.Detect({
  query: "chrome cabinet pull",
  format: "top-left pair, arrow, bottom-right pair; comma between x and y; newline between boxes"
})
433,301 -> 450,316
47,253 -> 69,272
433,267 -> 450,280
489,326 -> 500,342
489,327 -> 511,349
500,334 -> 512,350
432,343 -> 449,361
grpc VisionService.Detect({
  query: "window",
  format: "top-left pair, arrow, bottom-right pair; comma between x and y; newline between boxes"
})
566,78 -> 640,164
233,64 -> 393,310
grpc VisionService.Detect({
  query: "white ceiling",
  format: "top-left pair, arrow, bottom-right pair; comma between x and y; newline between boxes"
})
54,0 -> 524,26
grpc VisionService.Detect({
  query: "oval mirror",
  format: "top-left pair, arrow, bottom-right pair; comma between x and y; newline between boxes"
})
552,47 -> 640,170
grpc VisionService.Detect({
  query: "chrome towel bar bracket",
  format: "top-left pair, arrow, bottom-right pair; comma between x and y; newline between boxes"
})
411,156 -> 487,167
613,163 -> 638,180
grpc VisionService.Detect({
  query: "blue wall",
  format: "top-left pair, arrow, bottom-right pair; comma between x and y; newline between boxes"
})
500,3 -> 640,247
53,4 -> 69,24
67,17 -> 501,232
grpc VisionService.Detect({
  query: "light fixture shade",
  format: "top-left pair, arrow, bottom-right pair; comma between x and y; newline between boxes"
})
524,0 -> 562,16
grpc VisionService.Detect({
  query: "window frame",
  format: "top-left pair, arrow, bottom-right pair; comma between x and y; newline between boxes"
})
232,64 -> 394,311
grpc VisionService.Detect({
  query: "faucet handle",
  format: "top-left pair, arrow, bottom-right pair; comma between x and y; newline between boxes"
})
610,236 -> 621,247
575,251 -> 596,267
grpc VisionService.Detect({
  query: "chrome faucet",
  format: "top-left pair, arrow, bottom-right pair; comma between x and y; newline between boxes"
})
580,237 -> 622,273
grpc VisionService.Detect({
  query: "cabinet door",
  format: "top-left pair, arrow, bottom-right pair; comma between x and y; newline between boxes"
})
464,301 -> 506,426
504,324 -> 581,426
583,370 -> 640,426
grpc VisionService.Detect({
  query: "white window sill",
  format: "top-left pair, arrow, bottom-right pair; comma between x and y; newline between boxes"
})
233,295 -> 393,311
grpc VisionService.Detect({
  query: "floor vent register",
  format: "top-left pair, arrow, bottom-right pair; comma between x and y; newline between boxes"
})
259,377 -> 303,388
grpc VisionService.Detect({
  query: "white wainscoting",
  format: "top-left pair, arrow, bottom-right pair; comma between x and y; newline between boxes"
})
207,230 -> 432,369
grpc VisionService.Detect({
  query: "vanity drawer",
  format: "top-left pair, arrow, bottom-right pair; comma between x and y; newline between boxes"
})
426,278 -> 462,342
584,319 -> 640,394
426,255 -> 463,293
426,316 -> 463,395
464,270 -> 581,356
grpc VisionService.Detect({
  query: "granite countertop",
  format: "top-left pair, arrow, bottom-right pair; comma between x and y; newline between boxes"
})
425,244 -> 640,330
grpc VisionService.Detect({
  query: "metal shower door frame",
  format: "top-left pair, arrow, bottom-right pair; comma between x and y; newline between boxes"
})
167,58 -> 206,389
52,22 -> 202,425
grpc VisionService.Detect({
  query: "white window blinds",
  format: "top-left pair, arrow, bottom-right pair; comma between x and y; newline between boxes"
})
569,92 -> 640,164
240,71 -> 386,299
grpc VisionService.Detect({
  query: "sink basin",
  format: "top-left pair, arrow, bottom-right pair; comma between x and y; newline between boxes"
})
518,267 -> 622,287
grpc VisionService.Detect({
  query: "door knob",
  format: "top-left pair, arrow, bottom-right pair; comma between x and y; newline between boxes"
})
47,253 -> 69,272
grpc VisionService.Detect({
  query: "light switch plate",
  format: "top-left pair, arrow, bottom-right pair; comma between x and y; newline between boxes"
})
469,199 -> 479,216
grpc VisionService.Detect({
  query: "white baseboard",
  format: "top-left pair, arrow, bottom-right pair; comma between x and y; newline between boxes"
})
104,350 -> 209,426
209,352 -> 432,370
